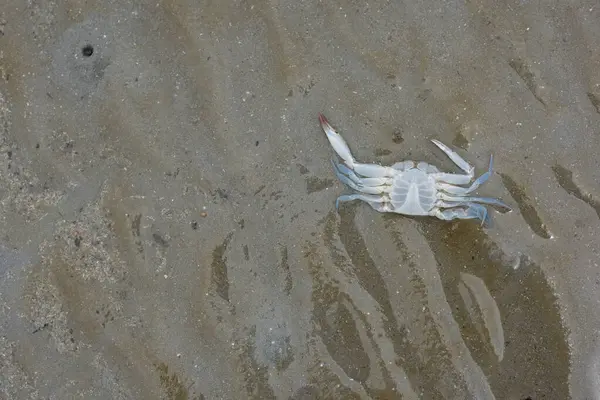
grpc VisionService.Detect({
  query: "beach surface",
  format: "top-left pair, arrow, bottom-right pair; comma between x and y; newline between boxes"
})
1,1 -> 599,399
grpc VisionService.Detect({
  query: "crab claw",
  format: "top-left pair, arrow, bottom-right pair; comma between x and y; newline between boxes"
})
318,113 -> 356,167
318,112 -> 327,126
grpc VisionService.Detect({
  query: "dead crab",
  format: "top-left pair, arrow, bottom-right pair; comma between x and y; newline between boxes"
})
318,113 -> 511,225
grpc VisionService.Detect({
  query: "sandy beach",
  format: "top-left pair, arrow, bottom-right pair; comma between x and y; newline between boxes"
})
1,1 -> 599,399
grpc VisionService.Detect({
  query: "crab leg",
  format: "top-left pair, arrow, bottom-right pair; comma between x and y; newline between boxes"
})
332,160 -> 393,187
334,170 -> 388,194
434,154 -> 495,196
435,200 -> 473,208
462,154 -> 493,192
438,193 -> 511,210
319,113 -> 395,178
431,139 -> 474,177
319,113 -> 355,166
431,172 -> 472,185
432,203 -> 489,226
335,193 -> 391,212
437,155 -> 493,188
350,162 -> 395,179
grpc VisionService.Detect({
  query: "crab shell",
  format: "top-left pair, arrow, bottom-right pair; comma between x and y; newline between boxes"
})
318,113 -> 511,225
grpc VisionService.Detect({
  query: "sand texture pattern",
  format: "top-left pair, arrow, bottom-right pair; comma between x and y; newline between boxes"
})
1,1 -> 599,399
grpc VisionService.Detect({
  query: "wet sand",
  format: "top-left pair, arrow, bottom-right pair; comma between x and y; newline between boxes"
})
1,1 -> 599,399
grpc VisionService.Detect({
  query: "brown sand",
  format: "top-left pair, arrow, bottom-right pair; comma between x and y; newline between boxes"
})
1,1 -> 599,399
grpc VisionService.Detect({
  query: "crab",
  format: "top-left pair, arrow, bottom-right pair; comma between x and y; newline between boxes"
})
318,113 -> 511,225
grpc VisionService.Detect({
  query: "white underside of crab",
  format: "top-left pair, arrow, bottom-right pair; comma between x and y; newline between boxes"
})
318,113 -> 511,225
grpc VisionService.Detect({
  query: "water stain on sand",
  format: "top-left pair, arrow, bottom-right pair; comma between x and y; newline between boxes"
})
304,241 -> 397,399
419,219 -> 569,399
500,173 -> 552,239
314,207 -> 475,399
310,279 -> 371,383
306,176 -> 335,194
211,232 -> 233,302
155,362 -> 199,400
237,326 -> 276,399
552,164 -> 600,219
